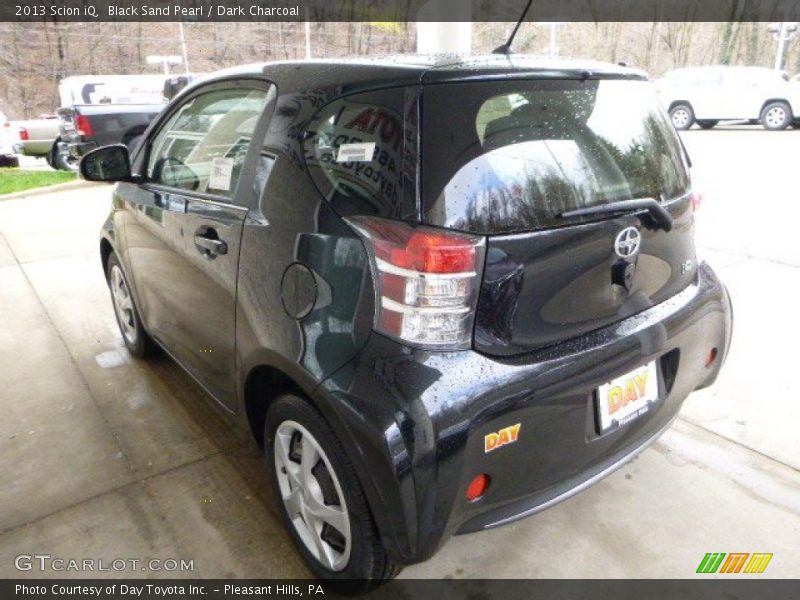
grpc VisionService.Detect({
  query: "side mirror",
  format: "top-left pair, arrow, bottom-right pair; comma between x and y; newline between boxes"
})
79,144 -> 133,182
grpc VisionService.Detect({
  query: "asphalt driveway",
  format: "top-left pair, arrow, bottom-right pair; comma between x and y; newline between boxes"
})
1,127 -> 799,579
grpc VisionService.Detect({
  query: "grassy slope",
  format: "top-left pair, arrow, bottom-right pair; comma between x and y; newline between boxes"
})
0,169 -> 77,195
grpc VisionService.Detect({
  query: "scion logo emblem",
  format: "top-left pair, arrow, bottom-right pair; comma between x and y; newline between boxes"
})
615,227 -> 641,258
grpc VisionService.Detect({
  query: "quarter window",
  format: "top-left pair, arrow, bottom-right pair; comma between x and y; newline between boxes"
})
147,86 -> 269,198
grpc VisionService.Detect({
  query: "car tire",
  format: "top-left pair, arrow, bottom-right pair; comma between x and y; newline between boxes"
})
264,394 -> 400,593
0,154 -> 19,168
105,252 -> 157,358
697,120 -> 718,130
669,103 -> 695,130
760,101 -> 793,130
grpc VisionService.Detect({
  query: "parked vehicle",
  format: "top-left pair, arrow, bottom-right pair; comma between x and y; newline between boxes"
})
83,56 -> 733,591
657,65 -> 800,130
13,115 -> 60,158
0,110 -> 20,168
53,103 -> 164,171
58,74 -> 175,106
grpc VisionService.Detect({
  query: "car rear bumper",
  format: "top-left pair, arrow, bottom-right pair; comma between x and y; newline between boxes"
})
13,141 -> 51,157
316,262 -> 732,565
59,138 -> 96,159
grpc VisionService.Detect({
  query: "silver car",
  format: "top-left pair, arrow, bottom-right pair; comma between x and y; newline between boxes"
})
656,66 -> 800,130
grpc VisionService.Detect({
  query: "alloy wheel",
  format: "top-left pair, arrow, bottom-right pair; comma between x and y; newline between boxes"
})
765,106 -> 787,128
274,420 -> 351,572
671,109 -> 690,129
110,265 -> 138,345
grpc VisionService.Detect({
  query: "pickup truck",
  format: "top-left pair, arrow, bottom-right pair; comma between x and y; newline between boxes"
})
53,103 -> 164,171
12,115 -> 60,158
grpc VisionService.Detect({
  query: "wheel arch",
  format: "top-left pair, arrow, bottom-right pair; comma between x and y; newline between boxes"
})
760,98 -> 792,115
668,100 -> 693,112
100,237 -> 114,275
241,358 -> 413,564
243,364 -> 304,449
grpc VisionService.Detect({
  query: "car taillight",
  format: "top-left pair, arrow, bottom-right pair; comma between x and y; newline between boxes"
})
18,127 -> 29,141
75,114 -> 93,137
346,216 -> 485,349
690,192 -> 702,211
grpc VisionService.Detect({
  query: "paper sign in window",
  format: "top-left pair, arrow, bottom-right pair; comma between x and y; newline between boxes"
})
209,157 -> 234,191
336,142 -> 376,163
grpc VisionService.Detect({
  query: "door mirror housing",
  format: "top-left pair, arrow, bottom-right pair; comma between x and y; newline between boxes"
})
80,144 -> 133,182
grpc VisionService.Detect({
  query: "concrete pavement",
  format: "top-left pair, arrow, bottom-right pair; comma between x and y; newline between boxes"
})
0,128 -> 798,579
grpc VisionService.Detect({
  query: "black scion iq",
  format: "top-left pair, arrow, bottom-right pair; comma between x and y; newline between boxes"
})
83,56 -> 733,590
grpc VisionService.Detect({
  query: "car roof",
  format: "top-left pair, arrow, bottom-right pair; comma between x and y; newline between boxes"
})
208,54 -> 648,94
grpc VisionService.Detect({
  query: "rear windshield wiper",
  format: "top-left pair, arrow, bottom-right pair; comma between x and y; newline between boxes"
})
559,198 -> 673,232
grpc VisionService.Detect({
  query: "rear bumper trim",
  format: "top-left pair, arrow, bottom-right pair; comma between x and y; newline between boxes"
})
477,414 -> 678,531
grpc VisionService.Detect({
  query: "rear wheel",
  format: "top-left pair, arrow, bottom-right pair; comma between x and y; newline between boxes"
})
0,154 -> 19,168
697,120 -> 718,130
669,103 -> 695,130
760,101 -> 793,130
106,253 -> 156,358
265,394 -> 399,593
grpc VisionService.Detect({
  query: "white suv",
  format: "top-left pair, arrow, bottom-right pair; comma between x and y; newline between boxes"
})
656,66 -> 800,130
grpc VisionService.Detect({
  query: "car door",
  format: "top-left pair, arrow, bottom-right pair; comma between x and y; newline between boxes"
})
123,79 -> 274,410
690,68 -> 724,119
714,69 -> 752,119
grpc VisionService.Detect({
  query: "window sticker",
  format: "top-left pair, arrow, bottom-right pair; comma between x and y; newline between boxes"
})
336,142 -> 376,163
209,156 -> 234,191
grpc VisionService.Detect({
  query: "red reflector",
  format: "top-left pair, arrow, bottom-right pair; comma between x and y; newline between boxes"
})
705,347 -> 718,367
465,474 -> 490,502
690,192 -> 703,211
75,114 -> 94,137
18,127 -> 29,141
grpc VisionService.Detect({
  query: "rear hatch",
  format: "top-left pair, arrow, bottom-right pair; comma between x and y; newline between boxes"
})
421,77 -> 697,356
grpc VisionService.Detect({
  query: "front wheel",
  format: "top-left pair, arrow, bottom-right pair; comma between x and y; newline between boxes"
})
265,394 -> 399,593
669,103 -> 695,130
761,101 -> 793,130
106,253 -> 157,358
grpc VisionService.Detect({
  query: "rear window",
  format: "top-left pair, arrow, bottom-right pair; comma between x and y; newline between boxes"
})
422,79 -> 690,234
303,87 -> 418,220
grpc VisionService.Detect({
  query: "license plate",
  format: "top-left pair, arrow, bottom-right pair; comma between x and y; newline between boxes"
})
596,361 -> 659,432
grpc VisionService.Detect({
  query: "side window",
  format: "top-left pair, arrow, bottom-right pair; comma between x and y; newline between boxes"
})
147,85 -> 269,198
302,87 -> 416,218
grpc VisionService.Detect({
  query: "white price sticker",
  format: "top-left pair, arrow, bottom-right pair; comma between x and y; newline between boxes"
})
336,142 -> 376,163
209,157 -> 234,191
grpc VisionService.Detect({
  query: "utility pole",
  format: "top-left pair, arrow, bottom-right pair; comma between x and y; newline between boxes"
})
548,22 -> 559,56
416,0 -> 472,53
304,7 -> 311,58
178,21 -> 190,75
768,22 -> 798,70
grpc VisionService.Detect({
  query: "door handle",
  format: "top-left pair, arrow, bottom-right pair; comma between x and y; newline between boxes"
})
194,228 -> 228,258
